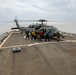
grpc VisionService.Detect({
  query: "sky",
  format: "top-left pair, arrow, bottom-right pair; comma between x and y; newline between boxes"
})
0,0 -> 76,34
0,0 -> 76,22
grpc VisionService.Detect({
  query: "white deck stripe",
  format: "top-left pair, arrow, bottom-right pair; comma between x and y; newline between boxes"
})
0,32 -> 13,48
63,40 -> 76,42
0,40 -> 76,49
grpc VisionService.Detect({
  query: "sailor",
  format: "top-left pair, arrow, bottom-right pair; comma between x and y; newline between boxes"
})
37,34 -> 41,41
31,31 -> 36,40
56,32 -> 60,42
25,31 -> 29,39
44,31 -> 50,41
44,31 -> 46,40
39,31 -> 43,41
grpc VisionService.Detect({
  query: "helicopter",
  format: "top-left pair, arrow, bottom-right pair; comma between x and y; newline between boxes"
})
11,19 -> 65,38
11,19 -> 52,33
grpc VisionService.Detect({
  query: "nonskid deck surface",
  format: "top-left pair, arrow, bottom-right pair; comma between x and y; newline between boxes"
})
0,32 -> 76,48
0,32 -> 76,75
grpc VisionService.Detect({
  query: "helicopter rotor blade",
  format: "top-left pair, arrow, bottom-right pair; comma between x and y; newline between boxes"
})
18,20 -> 38,22
18,19 -> 57,22
5,19 -> 58,23
17,19 -> 48,22
5,21 -> 14,23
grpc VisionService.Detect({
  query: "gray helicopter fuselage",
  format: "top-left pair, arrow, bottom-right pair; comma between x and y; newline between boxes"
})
20,27 -> 35,32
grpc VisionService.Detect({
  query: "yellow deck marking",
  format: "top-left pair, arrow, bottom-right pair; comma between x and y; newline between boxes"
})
0,32 -> 13,48
0,40 -> 76,49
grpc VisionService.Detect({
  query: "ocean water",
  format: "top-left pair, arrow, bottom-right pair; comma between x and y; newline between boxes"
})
0,22 -> 76,35
48,22 -> 76,34
0,23 -> 15,35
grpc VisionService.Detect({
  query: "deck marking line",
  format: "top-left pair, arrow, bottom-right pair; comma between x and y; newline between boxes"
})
0,40 -> 76,49
0,32 -> 13,48
0,44 -> 28,49
63,40 -> 76,42
0,42 -> 58,49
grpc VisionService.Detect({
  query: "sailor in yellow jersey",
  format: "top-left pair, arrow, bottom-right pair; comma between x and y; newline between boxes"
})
31,31 -> 36,40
